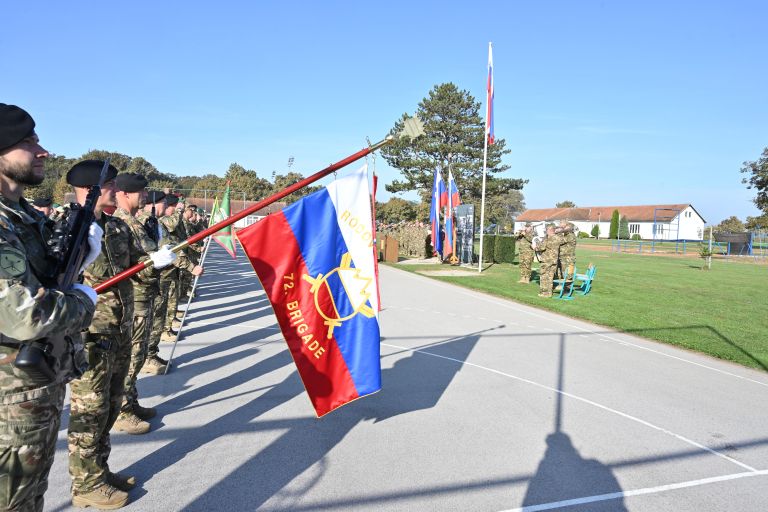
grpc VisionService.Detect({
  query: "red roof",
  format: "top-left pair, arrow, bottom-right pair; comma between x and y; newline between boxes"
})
516,204 -> 703,223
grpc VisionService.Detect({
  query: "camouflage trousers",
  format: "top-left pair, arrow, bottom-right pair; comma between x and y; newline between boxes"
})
518,250 -> 535,281
556,255 -> 576,280
164,276 -> 180,331
0,360 -> 65,512
539,260 -> 558,296
120,297 -> 154,414
67,332 -> 131,494
149,279 -> 172,358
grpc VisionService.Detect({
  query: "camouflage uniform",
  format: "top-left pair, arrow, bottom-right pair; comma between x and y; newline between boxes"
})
515,230 -> 535,283
557,223 -> 577,280
112,208 -> 158,416
0,197 -> 95,511
148,213 -> 195,358
67,213 -> 152,495
537,231 -> 564,297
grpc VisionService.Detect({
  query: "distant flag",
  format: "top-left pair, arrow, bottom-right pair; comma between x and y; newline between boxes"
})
429,168 -> 448,257
444,170 -> 462,256
486,43 -> 495,146
210,181 -> 237,258
236,166 -> 381,417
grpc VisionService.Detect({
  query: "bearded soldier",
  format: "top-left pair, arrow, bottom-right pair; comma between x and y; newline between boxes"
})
0,104 -> 98,512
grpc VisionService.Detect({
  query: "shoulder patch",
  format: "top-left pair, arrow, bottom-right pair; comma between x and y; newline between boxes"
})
0,247 -> 27,277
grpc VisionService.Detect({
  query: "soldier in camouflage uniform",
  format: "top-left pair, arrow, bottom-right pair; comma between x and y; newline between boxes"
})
515,223 -> 535,283
556,219 -> 577,281
536,224 -> 564,298
65,161 -> 162,509
111,175 -> 176,436
0,104 -> 97,512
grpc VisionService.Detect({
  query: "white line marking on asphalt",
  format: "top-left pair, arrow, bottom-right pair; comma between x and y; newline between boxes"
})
382,342 -> 758,472
389,269 -> 768,388
499,470 -> 768,512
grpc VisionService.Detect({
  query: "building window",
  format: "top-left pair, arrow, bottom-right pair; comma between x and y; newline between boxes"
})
629,223 -> 640,234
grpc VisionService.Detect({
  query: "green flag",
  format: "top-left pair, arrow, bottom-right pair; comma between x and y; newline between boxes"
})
210,181 -> 237,258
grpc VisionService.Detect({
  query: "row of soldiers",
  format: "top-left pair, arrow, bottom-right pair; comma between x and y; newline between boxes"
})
0,104 -> 207,510
515,220 -> 578,297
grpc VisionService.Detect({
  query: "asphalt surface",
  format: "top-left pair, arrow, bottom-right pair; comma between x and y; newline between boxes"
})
45,243 -> 768,511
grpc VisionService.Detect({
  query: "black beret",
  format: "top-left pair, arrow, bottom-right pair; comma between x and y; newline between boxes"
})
66,159 -> 119,187
165,194 -> 179,206
32,197 -> 53,207
146,190 -> 166,203
115,172 -> 148,193
0,103 -> 36,152
187,204 -> 198,210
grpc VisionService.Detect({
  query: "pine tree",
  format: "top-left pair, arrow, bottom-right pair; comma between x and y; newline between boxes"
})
382,83 -> 525,205
619,216 -> 630,239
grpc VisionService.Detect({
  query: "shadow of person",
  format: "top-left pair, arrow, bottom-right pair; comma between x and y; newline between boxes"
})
521,432 -> 627,511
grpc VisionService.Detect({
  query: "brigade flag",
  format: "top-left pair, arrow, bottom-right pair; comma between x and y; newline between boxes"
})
237,166 -> 381,417
210,181 -> 237,258
429,168 -> 447,257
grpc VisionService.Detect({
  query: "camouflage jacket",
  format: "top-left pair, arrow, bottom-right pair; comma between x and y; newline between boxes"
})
560,224 -> 577,259
82,213 -> 153,334
155,213 -> 195,276
0,196 -> 95,383
537,234 -> 564,264
516,231 -> 535,253
113,207 -> 159,298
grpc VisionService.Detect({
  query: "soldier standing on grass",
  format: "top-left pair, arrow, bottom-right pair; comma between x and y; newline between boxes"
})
0,104 -> 98,511
556,219 -> 577,280
536,224 -> 564,298
111,174 -> 176,436
515,223 -> 535,283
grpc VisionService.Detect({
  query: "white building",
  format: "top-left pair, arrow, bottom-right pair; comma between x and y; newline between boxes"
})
514,204 -> 706,240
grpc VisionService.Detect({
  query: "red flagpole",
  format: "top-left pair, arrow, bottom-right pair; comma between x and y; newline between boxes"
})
95,136 -> 395,293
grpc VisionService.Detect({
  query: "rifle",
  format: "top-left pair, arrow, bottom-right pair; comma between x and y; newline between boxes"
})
14,159 -> 111,383
144,190 -> 160,243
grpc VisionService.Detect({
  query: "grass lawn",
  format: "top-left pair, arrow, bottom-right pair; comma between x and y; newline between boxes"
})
386,248 -> 768,372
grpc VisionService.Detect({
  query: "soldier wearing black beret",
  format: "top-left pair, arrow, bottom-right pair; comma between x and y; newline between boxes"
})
0,104 -> 97,511
31,196 -> 54,218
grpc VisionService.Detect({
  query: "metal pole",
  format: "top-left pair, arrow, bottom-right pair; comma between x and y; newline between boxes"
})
164,235 -> 213,374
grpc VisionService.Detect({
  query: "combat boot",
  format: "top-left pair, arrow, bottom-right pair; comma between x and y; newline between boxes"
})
72,483 -> 129,509
518,278 -> 530,284
171,318 -> 183,331
106,472 -> 136,491
113,412 -> 150,435
140,356 -> 167,375
133,403 -> 157,420
160,330 -> 177,343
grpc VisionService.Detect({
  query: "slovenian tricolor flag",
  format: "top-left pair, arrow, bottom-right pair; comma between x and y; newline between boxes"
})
486,42 -> 495,146
429,168 -> 447,257
237,166 -> 381,417
444,170 -> 461,255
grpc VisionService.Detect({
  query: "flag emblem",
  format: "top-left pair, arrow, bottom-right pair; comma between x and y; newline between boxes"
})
303,252 -> 376,338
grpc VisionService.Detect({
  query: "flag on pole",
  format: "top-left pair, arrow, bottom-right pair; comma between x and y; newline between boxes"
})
236,166 -> 381,417
486,43 -> 495,146
210,181 -> 237,258
429,168 -> 447,257
444,170 -> 462,256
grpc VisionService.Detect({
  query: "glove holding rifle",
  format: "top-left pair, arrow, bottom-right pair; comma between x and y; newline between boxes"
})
13,159 -> 112,383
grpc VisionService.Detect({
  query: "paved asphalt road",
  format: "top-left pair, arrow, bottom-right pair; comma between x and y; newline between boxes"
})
45,244 -> 768,511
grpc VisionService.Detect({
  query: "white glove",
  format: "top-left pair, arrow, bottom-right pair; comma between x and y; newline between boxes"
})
79,222 -> 103,274
150,245 -> 177,269
69,283 -> 98,305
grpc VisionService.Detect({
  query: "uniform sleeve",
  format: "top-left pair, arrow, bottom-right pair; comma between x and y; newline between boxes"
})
0,238 -> 95,341
127,221 -> 157,280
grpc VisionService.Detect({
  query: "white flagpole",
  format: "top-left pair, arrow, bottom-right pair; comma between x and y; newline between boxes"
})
478,41 -> 492,272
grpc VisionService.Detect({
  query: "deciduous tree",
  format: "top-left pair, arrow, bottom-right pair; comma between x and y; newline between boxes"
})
741,147 -> 768,213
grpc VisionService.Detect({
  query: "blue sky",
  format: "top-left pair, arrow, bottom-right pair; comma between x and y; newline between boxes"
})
3,1 -> 766,223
